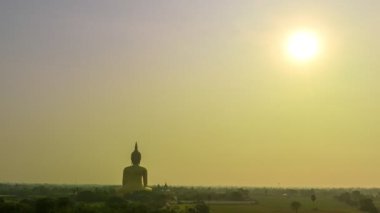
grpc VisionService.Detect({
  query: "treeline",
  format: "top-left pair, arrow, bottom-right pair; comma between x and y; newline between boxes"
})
171,187 -> 251,201
0,184 -> 209,213
336,190 -> 378,213
0,190 -> 209,213
0,183 -> 115,197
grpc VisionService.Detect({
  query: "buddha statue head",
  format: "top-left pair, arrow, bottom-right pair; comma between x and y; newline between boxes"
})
131,142 -> 141,165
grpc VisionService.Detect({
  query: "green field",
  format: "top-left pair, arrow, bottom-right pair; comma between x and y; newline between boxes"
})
209,195 -> 360,213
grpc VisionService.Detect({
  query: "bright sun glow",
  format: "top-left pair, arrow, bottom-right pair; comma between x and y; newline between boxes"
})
286,31 -> 320,62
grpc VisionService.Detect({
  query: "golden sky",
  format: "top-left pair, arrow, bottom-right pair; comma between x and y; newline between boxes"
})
1,1 -> 380,187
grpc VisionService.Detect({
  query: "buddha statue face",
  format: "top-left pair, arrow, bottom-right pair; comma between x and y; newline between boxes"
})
131,143 -> 141,165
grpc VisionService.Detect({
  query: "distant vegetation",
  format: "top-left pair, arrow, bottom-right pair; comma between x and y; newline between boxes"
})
336,190 -> 378,213
290,201 -> 301,213
0,184 -> 209,213
0,183 -> 379,212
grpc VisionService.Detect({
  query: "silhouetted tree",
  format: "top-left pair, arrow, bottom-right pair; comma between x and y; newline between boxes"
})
74,204 -> 98,213
187,207 -> 196,213
76,190 -> 105,202
352,191 -> 361,199
311,194 -> 317,209
336,192 -> 357,206
227,188 -> 249,201
35,198 -> 55,213
57,197 -> 74,212
291,201 -> 301,213
359,198 -> 378,213
195,201 -> 210,213
105,196 -> 127,210
129,202 -> 148,213
0,203 -> 22,213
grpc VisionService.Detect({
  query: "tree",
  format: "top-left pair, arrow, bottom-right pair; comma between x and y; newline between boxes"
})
352,190 -> 362,201
311,194 -> 317,209
35,198 -> 55,213
359,198 -> 378,213
57,197 -> 73,210
195,201 -> 210,213
291,201 -> 301,213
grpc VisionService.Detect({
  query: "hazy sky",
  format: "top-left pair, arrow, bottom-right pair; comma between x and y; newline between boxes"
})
1,0 -> 380,187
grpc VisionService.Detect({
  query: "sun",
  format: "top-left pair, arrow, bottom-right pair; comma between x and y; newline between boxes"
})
286,30 -> 320,62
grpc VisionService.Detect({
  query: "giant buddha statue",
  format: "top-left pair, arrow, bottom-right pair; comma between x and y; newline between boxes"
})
122,143 -> 150,192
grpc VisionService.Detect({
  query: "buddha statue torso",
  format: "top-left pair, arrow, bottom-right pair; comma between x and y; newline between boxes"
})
123,165 -> 147,191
